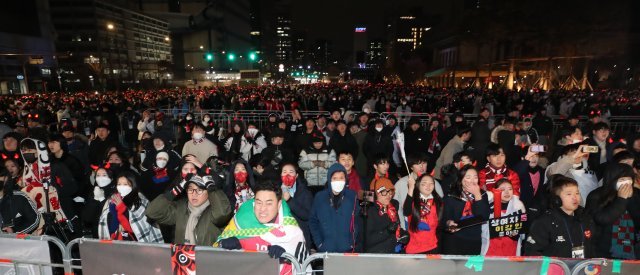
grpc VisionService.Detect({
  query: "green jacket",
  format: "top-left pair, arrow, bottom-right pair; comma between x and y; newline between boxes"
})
145,189 -> 232,246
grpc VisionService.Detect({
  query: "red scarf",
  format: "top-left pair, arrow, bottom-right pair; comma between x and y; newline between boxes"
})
428,129 -> 440,154
377,201 -> 400,238
420,197 -> 433,218
461,191 -> 476,218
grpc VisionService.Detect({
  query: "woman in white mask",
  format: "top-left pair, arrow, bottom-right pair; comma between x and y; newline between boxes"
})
82,166 -> 117,238
98,171 -> 163,243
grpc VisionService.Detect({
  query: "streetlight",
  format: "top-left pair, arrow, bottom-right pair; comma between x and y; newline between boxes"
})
164,36 -> 170,42
107,23 -> 114,30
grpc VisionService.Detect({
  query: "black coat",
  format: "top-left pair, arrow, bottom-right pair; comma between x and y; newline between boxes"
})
440,192 -> 490,254
285,177 -> 314,247
363,131 -> 394,165
585,187 -> 640,258
364,200 -> 400,253
513,160 -> 545,207
524,208 -> 595,258
403,127 -> 430,155
329,132 -> 359,160
0,191 -> 40,234
88,138 -> 119,166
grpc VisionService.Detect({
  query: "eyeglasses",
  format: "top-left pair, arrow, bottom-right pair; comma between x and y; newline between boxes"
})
186,189 -> 205,195
378,189 -> 394,196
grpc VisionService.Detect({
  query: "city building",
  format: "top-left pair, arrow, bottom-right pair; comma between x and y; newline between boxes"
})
353,27 -> 368,68
0,1 -> 56,94
367,39 -> 385,69
50,0 -> 172,91
275,14 -> 293,65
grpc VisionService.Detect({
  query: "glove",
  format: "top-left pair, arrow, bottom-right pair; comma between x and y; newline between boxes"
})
387,221 -> 399,233
394,243 -> 404,253
93,186 -> 105,201
267,245 -> 286,259
397,229 -> 409,245
418,221 -> 431,231
171,178 -> 189,196
219,237 -> 242,250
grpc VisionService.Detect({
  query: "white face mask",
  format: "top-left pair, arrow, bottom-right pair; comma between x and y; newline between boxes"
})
154,145 -> 164,151
117,185 -> 133,197
193,132 -> 204,140
186,116 -> 192,121
247,128 -> 258,136
375,127 -> 383,132
331,180 -> 346,193
156,159 -> 167,168
95,176 -> 111,187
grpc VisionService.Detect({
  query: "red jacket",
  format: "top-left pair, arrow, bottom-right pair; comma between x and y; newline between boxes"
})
347,170 -> 362,193
405,202 -> 439,254
478,166 -> 521,196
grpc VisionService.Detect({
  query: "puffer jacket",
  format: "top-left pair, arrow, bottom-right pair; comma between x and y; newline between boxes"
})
298,145 -> 336,187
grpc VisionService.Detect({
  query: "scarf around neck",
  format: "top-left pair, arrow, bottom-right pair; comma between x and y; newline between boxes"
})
185,200 -> 210,245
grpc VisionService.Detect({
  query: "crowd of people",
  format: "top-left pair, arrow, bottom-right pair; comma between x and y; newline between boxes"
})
2,84 -> 640,274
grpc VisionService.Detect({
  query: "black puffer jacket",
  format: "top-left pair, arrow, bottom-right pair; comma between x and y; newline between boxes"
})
524,207 -> 595,258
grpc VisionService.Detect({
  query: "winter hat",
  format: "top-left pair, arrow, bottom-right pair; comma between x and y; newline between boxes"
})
156,151 -> 169,160
326,163 -> 347,185
187,175 -> 214,190
270,128 -> 285,138
311,132 -> 325,143
372,178 -> 394,193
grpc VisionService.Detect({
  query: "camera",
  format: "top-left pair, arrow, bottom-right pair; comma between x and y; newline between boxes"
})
363,191 -> 375,203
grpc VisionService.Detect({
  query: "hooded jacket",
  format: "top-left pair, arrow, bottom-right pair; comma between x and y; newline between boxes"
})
223,159 -> 256,210
309,163 -> 361,252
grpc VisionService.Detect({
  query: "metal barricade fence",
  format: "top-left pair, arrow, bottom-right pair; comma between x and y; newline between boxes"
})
571,258 -> 640,275
299,253 -> 572,275
66,238 -> 301,275
0,233 -> 71,275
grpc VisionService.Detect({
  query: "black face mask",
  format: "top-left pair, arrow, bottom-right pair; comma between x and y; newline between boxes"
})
23,153 -> 37,164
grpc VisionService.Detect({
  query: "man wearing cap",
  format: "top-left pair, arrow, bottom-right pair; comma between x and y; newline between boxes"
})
309,163 -> 361,252
146,174 -> 232,246
60,125 -> 90,171
88,123 -> 120,167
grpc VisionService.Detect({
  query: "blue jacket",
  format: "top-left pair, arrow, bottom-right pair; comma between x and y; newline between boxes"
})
309,163 -> 361,252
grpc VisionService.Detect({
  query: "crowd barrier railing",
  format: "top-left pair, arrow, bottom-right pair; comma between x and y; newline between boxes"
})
0,233 -> 71,275
571,258 -> 640,275
299,253 -> 572,275
66,237 -> 301,275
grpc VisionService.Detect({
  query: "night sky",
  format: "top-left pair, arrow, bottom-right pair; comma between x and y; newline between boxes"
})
291,0 -> 430,54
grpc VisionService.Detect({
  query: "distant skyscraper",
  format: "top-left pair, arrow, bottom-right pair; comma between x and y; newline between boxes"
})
312,39 -> 332,71
275,14 -> 292,64
293,31 -> 307,66
367,39 -> 385,68
395,16 -> 430,51
353,26 -> 368,68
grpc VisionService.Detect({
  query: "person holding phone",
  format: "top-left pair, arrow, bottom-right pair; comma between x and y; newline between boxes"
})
514,145 -> 546,207
441,165 -> 490,255
545,144 -> 599,206
585,163 -> 639,259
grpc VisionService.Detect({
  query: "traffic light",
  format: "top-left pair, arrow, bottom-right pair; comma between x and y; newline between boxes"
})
205,53 -> 214,61
249,52 -> 258,61
227,53 -> 235,61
